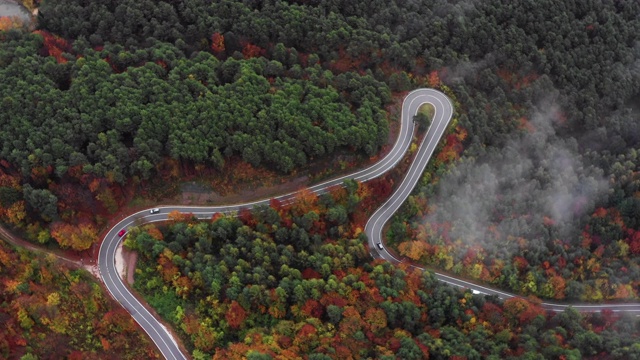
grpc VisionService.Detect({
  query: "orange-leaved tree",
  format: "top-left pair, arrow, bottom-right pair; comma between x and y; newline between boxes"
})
398,240 -> 429,261
226,301 -> 247,330
50,221 -> 97,251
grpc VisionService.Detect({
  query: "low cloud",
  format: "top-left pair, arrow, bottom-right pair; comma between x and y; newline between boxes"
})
422,96 -> 609,258
443,54 -> 497,84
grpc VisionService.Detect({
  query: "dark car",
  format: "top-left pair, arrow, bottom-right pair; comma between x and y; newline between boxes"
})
117,229 -> 126,237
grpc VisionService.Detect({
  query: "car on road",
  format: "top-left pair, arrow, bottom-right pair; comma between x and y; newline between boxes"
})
150,208 -> 160,214
377,243 -> 384,250
117,229 -> 126,237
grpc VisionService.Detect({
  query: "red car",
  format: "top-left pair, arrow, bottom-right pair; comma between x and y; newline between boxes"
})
117,229 -> 126,237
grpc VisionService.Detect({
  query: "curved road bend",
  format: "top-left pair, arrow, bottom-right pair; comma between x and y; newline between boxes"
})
99,89 -> 640,360
98,88 -> 430,360
363,91 -> 640,315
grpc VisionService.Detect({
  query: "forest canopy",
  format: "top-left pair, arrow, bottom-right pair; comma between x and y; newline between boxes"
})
2,0 -> 640,358
126,193 -> 640,359
0,33 -> 390,180
0,0 -> 638,299
0,239 -> 158,358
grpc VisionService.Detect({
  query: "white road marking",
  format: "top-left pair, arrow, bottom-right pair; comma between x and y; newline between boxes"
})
98,89 -> 640,360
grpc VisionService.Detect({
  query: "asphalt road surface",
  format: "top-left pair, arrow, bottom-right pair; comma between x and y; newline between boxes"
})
98,89 -> 640,360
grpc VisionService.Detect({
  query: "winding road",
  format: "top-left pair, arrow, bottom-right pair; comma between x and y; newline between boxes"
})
98,89 -> 640,360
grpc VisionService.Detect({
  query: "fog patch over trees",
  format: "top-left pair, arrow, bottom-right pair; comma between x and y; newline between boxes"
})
444,53 -> 498,84
422,95 -> 609,257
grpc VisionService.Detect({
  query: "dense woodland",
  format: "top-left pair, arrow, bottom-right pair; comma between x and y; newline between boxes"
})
2,0 -> 640,357
0,33 -> 390,178
127,190 -> 640,359
0,29 -> 389,250
0,239 -> 158,359
381,0 -> 640,301
0,1 -> 636,274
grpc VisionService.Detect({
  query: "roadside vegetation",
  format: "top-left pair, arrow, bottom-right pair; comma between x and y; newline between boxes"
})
384,2 -> 640,302
414,103 -> 434,131
126,198 -> 640,359
1,0 -> 640,358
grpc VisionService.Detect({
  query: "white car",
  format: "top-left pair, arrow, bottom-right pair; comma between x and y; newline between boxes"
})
377,243 -> 384,250
149,208 -> 160,214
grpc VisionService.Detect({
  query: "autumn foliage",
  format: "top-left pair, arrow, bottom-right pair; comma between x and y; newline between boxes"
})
0,239 -> 158,359
211,32 -> 225,54
167,210 -> 197,224
34,30 -> 71,63
435,126 -> 467,165
0,16 -> 25,31
398,240 -> 429,261
49,221 -> 98,251
427,70 -> 441,88
242,42 -> 265,59
128,182 -> 640,359
225,301 -> 247,329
